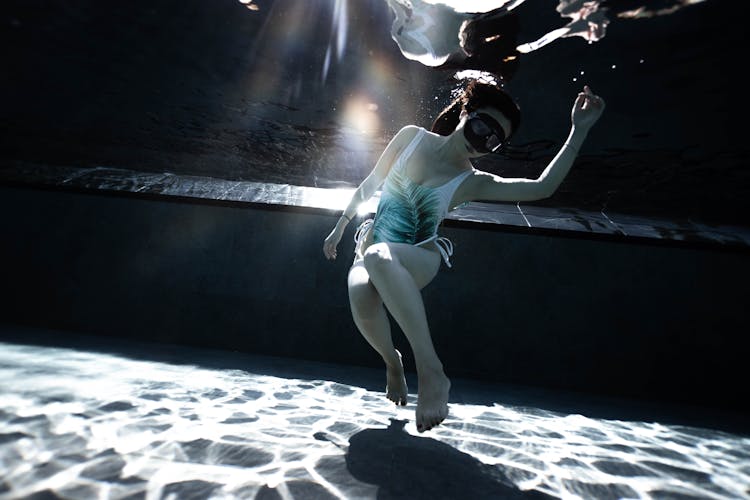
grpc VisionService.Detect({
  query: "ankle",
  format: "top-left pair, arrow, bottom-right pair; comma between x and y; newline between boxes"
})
416,361 -> 445,378
383,353 -> 402,371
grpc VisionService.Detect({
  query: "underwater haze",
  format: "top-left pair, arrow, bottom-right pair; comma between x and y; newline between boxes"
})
2,0 -> 747,225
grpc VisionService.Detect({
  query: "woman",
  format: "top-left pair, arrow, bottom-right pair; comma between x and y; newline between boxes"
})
323,81 -> 605,432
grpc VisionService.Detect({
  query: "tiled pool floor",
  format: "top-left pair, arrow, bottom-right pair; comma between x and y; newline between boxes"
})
1,324 -> 748,500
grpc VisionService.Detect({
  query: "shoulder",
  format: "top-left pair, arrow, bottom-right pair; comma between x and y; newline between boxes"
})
382,125 -> 423,155
394,125 -> 422,143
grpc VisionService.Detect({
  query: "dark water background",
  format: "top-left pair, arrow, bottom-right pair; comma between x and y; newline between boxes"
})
2,0 -> 747,225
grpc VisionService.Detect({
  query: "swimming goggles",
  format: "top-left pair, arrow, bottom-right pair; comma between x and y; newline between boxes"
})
464,111 -> 507,153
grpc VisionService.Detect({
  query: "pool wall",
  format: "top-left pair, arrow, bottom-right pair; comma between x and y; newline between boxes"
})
1,185 -> 747,413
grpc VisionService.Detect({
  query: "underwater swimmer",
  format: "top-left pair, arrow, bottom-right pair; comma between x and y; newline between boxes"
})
323,82 -> 605,433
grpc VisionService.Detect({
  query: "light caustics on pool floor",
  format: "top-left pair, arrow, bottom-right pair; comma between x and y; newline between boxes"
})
0,341 -> 748,500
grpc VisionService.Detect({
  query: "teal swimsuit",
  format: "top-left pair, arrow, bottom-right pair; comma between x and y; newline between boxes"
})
355,128 -> 473,268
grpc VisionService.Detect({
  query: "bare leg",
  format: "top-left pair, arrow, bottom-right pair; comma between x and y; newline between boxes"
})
348,262 -> 408,405
363,242 -> 451,432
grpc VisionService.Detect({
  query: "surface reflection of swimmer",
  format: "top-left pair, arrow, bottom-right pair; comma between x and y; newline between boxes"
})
517,0 -> 609,53
387,0 -> 471,67
448,9 -> 522,82
387,0 -> 522,80
515,0 -> 705,54
323,82 -> 605,433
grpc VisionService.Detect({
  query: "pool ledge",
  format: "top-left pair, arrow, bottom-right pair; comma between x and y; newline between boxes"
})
2,162 -> 749,251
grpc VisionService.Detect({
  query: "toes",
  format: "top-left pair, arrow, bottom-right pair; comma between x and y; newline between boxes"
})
388,393 -> 408,406
424,414 -> 445,431
417,418 -> 435,433
416,406 -> 449,432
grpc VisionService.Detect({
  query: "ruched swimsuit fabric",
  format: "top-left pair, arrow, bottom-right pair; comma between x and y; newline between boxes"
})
355,128 -> 473,268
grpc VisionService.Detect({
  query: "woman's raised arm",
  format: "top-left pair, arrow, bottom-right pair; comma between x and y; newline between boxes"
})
458,85 -> 605,204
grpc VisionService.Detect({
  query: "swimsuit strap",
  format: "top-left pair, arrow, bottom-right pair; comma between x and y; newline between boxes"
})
414,234 -> 454,268
439,168 -> 474,204
434,236 -> 454,268
362,221 -> 455,268
450,168 -> 475,186
354,218 -> 374,245
393,128 -> 425,172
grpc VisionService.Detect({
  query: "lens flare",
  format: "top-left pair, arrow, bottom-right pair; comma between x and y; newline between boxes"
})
341,95 -> 381,134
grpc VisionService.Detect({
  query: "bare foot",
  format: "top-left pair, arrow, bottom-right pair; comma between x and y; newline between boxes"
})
386,350 -> 408,406
415,368 -> 451,432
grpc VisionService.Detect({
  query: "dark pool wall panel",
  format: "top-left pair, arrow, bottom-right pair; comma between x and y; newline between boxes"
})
1,185 -> 747,412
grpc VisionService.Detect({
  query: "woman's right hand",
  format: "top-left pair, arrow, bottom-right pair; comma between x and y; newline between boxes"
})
323,226 -> 344,261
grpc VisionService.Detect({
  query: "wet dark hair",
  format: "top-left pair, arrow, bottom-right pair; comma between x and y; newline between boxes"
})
430,80 -> 521,137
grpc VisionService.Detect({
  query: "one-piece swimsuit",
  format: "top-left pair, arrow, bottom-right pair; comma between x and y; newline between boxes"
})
354,128 -> 473,268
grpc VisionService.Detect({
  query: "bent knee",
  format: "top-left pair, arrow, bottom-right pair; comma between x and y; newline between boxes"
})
363,243 -> 396,274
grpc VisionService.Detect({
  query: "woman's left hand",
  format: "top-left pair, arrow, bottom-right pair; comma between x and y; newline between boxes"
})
571,85 -> 605,131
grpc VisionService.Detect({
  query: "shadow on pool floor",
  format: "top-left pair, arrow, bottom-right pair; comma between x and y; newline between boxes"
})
1,323 -> 748,499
